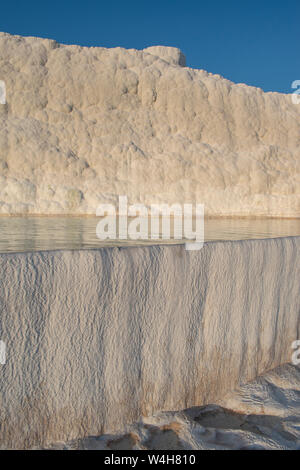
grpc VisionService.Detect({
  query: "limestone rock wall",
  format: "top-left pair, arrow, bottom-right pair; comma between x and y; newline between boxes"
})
0,32 -> 299,215
0,237 -> 299,448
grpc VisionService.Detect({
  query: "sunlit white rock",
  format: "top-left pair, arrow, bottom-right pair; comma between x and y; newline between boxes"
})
0,32 -> 299,216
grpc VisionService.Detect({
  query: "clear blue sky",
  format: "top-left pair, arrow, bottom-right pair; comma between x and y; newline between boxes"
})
0,0 -> 299,93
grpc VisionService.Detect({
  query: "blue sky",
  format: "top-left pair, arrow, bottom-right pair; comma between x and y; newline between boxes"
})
0,0 -> 299,93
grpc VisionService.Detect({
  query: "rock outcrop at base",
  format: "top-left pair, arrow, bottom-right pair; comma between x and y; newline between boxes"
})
0,237 -> 299,448
46,363 -> 300,451
0,32 -> 299,216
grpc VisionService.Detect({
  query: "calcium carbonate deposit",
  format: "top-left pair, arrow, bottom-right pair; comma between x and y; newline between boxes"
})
0,237 -> 299,448
47,363 -> 300,451
0,32 -> 299,216
0,32 -> 299,451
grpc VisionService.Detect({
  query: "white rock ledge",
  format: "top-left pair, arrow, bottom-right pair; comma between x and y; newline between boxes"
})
0,237 -> 300,448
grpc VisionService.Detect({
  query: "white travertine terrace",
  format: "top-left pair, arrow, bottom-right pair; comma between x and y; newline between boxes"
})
0,32 -> 299,216
51,363 -> 300,450
0,237 -> 299,448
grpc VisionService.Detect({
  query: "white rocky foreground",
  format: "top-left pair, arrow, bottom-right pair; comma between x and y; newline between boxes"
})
0,237 -> 299,448
48,363 -> 300,450
0,32 -> 299,216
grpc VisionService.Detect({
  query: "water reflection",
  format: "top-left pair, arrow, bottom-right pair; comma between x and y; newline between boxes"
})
0,216 -> 299,253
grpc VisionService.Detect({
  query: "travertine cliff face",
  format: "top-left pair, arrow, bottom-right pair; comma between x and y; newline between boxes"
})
0,237 -> 299,448
49,364 -> 300,451
0,32 -> 299,216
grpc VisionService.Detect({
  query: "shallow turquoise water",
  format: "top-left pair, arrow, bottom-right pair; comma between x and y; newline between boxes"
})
0,216 -> 299,253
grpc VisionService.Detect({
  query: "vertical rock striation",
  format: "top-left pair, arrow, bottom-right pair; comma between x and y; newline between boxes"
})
0,237 -> 299,448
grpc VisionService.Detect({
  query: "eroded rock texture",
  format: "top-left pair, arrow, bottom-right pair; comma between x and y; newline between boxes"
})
0,237 -> 299,448
0,32 -> 299,215
51,363 -> 300,451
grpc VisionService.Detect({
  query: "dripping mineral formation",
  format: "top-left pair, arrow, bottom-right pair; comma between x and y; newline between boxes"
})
0,238 -> 299,448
